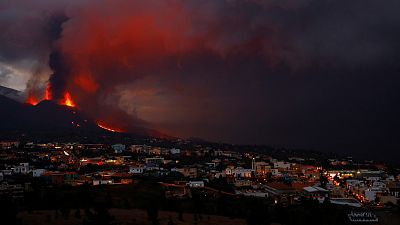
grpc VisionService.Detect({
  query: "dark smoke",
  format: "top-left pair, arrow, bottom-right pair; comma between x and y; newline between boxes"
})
45,12 -> 69,100
0,0 -> 400,162
47,51 -> 70,100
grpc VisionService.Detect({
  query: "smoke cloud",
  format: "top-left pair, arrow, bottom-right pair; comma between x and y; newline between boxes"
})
1,0 -> 400,161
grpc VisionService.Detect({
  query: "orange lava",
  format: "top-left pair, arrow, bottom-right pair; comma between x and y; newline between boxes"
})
97,122 -> 122,133
45,84 -> 52,100
62,92 -> 76,107
26,95 -> 39,106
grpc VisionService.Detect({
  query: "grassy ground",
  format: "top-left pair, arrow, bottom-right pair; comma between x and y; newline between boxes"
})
19,209 -> 247,225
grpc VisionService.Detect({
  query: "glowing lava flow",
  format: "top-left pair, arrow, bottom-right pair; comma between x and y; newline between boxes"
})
62,92 -> 76,107
97,122 -> 122,133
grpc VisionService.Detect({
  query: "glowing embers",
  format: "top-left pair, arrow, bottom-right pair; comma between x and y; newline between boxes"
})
61,92 -> 76,107
97,122 -> 122,133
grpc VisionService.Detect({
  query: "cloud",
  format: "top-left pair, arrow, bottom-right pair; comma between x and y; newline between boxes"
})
0,0 -> 400,160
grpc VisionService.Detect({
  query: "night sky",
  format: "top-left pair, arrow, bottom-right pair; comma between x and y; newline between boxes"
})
0,0 -> 399,161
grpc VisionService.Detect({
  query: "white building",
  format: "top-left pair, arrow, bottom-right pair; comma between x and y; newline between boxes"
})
12,163 -> 30,174
365,186 -> 387,202
271,169 -> 281,176
93,179 -> 114,185
346,179 -> 363,188
32,169 -> 46,177
187,181 -> 204,188
112,144 -> 126,153
372,181 -> 386,189
273,161 -> 291,169
129,167 -> 144,174
170,148 -> 181,155
225,167 -> 253,178
145,157 -> 164,165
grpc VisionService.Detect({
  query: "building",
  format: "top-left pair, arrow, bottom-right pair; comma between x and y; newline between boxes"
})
32,169 -> 46,177
0,141 -> 19,149
274,161 -> 291,169
225,167 -> 254,178
0,181 -> 24,200
170,148 -> 181,155
12,163 -> 30,174
235,179 -> 252,187
255,162 -> 271,176
129,166 -> 145,174
145,157 -> 164,165
112,144 -> 126,153
264,182 -> 296,196
388,181 -> 400,198
303,186 -> 329,200
187,181 -> 204,188
172,167 -> 197,178
264,182 -> 296,205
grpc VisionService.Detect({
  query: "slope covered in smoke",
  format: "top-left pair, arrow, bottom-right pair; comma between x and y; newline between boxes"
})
0,85 -> 24,103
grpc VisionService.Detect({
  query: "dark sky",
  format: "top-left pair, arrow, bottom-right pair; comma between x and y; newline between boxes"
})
0,0 -> 399,161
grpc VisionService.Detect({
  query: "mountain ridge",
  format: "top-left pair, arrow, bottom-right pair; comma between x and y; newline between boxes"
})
0,85 -> 166,138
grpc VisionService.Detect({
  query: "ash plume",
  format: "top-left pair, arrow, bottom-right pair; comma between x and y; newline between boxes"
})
0,0 -> 400,161
43,12 -> 70,101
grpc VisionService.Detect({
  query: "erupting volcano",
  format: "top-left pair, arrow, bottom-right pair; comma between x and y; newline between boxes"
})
25,86 -> 76,108
26,94 -> 39,106
61,92 -> 76,107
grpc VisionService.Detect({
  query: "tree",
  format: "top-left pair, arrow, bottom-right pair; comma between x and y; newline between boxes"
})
246,206 -> 270,225
60,207 -> 71,219
178,208 -> 184,221
83,204 -> 116,225
319,174 -> 328,189
74,208 -> 81,219
147,204 -> 159,225
106,191 -> 113,208
375,196 -> 380,204
0,195 -> 21,225
167,216 -> 175,225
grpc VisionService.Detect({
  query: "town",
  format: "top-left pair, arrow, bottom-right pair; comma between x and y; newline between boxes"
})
1,138 -> 399,225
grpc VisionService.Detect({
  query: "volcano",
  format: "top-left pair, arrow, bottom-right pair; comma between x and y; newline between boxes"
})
0,85 -> 165,139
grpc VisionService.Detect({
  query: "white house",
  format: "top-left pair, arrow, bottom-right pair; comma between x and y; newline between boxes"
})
112,144 -> 126,153
187,181 -> 205,188
129,166 -> 144,174
273,161 -> 291,169
32,169 -> 46,177
12,163 -> 30,174
93,179 -> 114,185
372,181 -> 386,189
346,179 -> 363,188
271,169 -> 281,176
365,186 -> 387,202
170,148 -> 181,155
225,167 -> 253,178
